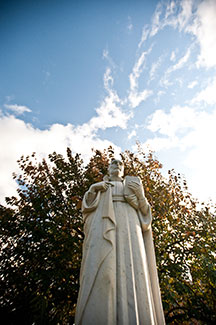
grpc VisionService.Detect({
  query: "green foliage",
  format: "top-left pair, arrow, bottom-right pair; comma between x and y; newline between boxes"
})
0,147 -> 215,324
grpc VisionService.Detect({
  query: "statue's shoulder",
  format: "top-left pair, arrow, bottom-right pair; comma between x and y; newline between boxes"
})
124,175 -> 142,184
103,175 -> 109,182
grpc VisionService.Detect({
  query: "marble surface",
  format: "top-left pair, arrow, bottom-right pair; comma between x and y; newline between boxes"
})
75,160 -> 165,324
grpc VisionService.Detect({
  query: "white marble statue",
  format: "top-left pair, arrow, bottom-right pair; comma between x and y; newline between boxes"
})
75,159 -> 165,325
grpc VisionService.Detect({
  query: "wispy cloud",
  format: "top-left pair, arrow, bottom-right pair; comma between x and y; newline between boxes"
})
149,55 -> 164,81
128,89 -> 153,109
190,77 -> 216,105
128,130 -> 136,140
170,50 -> 177,62
138,25 -> 149,48
176,0 -> 193,31
145,0 -> 216,69
160,47 -> 191,88
188,80 -> 198,89
4,104 -> 32,115
150,0 -> 193,36
186,0 -> 216,68
159,75 -> 173,88
154,90 -> 165,104
128,48 -> 153,108
129,51 -> 148,90
149,0 -> 216,69
167,47 -> 191,73
43,70 -> 51,85
127,16 -> 133,31
75,68 -> 130,136
102,49 -> 116,69
150,2 -> 163,37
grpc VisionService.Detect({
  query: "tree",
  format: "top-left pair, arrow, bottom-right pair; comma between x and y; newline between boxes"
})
0,147 -> 215,324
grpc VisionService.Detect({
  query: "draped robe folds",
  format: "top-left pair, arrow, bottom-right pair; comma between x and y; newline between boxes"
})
75,179 -> 165,325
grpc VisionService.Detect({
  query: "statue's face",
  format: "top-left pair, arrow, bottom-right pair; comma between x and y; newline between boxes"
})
108,159 -> 124,178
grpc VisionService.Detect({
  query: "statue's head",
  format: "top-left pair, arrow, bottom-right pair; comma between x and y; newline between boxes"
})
108,159 -> 124,179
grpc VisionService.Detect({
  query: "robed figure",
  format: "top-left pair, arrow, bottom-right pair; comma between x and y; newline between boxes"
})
75,159 -> 165,325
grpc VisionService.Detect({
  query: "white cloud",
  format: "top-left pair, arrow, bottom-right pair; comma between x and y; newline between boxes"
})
128,89 -> 153,109
167,47 -> 191,73
87,95 -> 129,132
154,90 -> 165,104
94,68 -> 130,129
170,50 -> 177,62
149,55 -> 163,81
188,80 -> 198,89
2,0 -> 216,206
69,68 -> 131,137
164,0 -> 176,20
127,16 -> 133,31
104,67 -> 114,91
146,105 -> 196,137
0,113 -> 122,204
143,136 -> 179,152
176,0 -> 193,31
0,68 -> 130,204
138,25 -> 149,48
103,49 -> 109,59
187,0 -> 216,68
129,51 -> 148,90
150,0 -> 193,36
160,47 -> 191,88
102,49 -> 116,69
150,2 -> 163,37
191,77 -> 216,105
43,70 -> 51,84
4,104 -> 31,115
144,105 -> 216,201
128,130 -> 136,140
128,49 -> 153,108
159,75 -> 173,88
5,95 -> 15,102
148,0 -> 216,68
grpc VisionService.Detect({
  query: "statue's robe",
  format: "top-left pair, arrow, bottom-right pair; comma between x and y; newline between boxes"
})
75,179 -> 165,325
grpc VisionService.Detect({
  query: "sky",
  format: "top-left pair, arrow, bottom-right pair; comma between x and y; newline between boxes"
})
0,0 -> 216,204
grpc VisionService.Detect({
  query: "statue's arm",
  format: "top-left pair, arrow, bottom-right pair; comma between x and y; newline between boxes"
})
138,195 -> 152,232
85,186 -> 98,206
127,180 -> 149,212
127,180 -> 152,231
82,187 -> 99,214
82,181 -> 110,212
138,196 -> 149,215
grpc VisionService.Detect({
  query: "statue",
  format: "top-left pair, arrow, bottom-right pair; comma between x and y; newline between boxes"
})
75,159 -> 165,325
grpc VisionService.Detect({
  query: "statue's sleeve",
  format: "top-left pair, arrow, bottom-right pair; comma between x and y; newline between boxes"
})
138,196 -> 152,232
124,192 -> 152,232
82,189 -> 101,221
124,176 -> 152,232
124,193 -> 139,210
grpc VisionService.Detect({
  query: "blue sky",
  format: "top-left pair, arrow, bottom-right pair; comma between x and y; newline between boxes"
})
0,0 -> 216,203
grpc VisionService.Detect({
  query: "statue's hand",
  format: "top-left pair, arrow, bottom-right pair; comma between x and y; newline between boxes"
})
90,181 -> 113,193
127,181 -> 144,200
